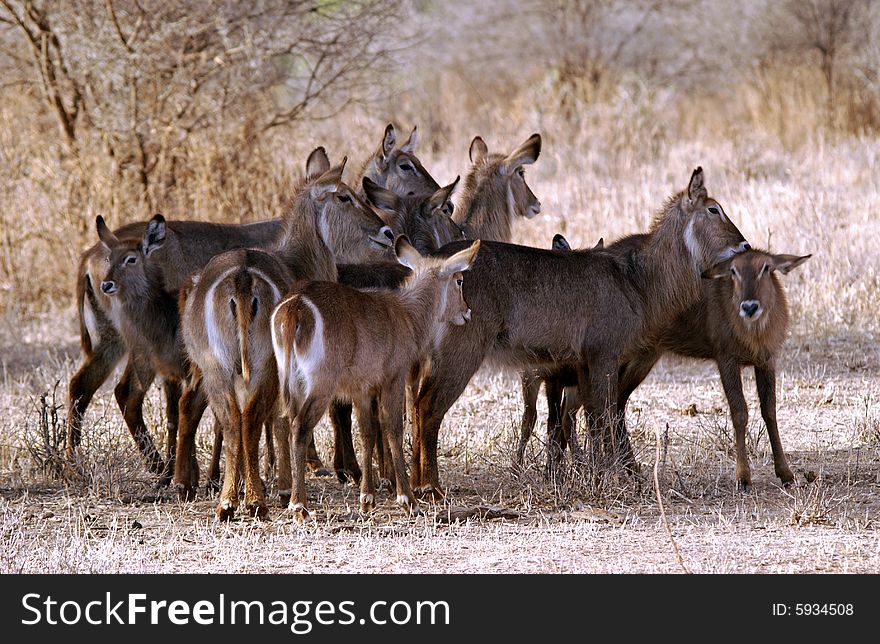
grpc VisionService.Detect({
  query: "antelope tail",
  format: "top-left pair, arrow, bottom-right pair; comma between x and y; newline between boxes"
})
235,291 -> 252,388
270,296 -> 298,415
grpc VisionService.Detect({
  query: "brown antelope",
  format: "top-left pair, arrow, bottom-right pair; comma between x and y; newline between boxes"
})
327,133 -> 544,484
322,123 -> 443,484
77,150 -> 330,487
694,249 -> 809,488
173,158 -> 397,503
453,134 -> 542,241
271,236 -> 480,520
363,176 -> 466,253
518,232 -> 809,490
515,234 -> 591,473
67,133 -> 436,482
353,124 -> 440,198
180,249 -> 293,519
69,216 -> 279,478
410,168 -> 751,496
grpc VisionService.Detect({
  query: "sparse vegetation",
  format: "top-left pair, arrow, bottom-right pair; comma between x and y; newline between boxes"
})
0,0 -> 878,573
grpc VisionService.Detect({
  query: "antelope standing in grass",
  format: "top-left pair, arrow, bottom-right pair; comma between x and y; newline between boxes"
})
271,237 -> 480,520
69,215 -> 279,478
524,241 -> 809,490
516,234 -> 594,472
180,249 -> 292,519
410,168 -> 751,497
328,132 -> 544,484
173,158 -> 397,504
67,130 -> 434,482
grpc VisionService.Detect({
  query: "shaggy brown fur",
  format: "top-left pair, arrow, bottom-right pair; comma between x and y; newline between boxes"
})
453,133 -> 542,241
181,249 -> 294,520
271,238 -> 480,520
173,159 -> 396,502
518,237 -> 809,489
411,168 -> 750,496
353,124 -> 441,198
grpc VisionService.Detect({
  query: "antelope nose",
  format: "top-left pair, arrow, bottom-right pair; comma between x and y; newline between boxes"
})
740,300 -> 759,317
101,280 -> 117,294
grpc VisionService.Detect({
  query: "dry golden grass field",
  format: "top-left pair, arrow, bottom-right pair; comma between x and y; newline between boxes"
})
1,0 -> 879,574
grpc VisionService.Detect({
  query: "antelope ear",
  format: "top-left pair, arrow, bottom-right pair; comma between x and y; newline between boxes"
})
380,123 -> 396,158
142,214 -> 166,256
686,166 -> 707,205
701,256 -> 733,279
552,234 -> 571,250
305,146 -> 330,180
399,125 -> 418,154
441,240 -> 480,276
501,133 -> 541,175
469,136 -> 489,164
311,158 -> 346,198
95,215 -> 118,247
363,177 -> 401,213
427,176 -> 460,215
394,235 -> 422,270
770,253 -> 811,275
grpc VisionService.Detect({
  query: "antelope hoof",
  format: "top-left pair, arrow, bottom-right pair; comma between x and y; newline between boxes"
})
176,483 -> 196,502
246,502 -> 270,520
288,502 -> 309,524
396,494 -> 418,513
415,485 -> 445,502
359,493 -> 375,514
215,500 -> 236,521
778,469 -> 795,487
736,479 -> 752,494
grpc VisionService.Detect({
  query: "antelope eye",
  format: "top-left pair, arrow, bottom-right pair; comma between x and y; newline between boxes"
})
456,278 -> 464,287
399,161 -> 416,174
517,168 -> 525,178
444,202 -> 454,216
708,206 -> 720,215
730,267 -> 737,277
337,194 -> 352,203
124,255 -> 137,265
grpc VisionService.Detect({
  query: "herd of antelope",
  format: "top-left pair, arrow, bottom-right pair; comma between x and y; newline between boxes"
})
65,124 -> 810,521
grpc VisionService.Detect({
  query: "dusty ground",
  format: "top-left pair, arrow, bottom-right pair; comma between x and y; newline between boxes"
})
1,318 -> 878,574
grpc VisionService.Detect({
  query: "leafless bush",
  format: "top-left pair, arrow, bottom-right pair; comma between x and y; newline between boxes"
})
854,397 -> 880,447
21,382 -> 65,479
0,0 -> 410,313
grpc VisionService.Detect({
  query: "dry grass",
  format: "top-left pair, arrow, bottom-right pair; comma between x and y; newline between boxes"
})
0,328 -> 878,574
